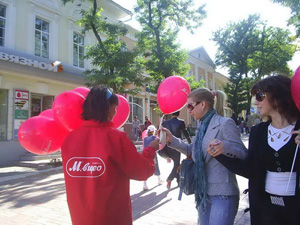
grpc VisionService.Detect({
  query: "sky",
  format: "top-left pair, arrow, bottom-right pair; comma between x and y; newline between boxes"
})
114,0 -> 300,76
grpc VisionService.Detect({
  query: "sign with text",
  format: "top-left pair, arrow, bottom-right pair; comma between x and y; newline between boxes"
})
13,89 -> 29,140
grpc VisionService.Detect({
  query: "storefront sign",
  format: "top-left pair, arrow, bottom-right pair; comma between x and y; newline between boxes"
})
0,52 -> 63,72
13,89 -> 29,140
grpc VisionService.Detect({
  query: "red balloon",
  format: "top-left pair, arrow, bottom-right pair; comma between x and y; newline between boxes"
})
18,116 -> 69,155
73,87 -> 90,98
292,66 -> 300,111
52,91 -> 85,131
39,109 -> 54,119
112,94 -> 130,128
157,76 -> 191,114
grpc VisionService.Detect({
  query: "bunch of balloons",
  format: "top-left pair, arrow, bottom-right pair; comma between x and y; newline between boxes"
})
18,87 -> 130,155
291,66 -> 300,111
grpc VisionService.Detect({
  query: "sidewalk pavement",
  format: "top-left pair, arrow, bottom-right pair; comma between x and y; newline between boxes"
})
0,134 -> 250,225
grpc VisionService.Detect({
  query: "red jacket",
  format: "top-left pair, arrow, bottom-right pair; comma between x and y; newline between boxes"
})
62,120 -> 156,225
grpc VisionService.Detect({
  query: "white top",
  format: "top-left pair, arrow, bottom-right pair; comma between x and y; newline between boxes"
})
267,124 -> 295,151
265,171 -> 296,196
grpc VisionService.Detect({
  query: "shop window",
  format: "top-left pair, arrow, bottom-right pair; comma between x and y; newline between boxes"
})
73,32 -> 84,68
0,89 -> 8,141
31,94 -> 53,117
128,96 -> 143,123
0,4 -> 6,47
35,18 -> 49,58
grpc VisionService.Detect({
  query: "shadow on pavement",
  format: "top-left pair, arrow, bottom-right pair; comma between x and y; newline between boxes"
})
132,187 -> 173,221
0,170 -> 65,208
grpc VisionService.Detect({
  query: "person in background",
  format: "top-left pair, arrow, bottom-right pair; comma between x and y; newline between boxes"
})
246,112 -> 254,134
162,111 -> 192,189
133,116 -> 141,141
160,88 -> 247,225
143,125 -> 163,190
61,87 -> 159,225
254,116 -> 261,125
144,116 -> 152,130
212,75 -> 300,225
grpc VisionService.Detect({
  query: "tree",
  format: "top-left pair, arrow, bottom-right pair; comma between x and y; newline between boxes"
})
271,0 -> 300,37
61,0 -> 147,94
213,14 -> 297,114
134,0 -> 206,85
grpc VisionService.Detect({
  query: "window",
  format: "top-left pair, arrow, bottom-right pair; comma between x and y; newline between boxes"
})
0,89 -> 8,141
35,18 -> 49,58
31,94 -> 54,117
128,96 -> 143,123
0,4 -> 6,47
73,33 -> 84,68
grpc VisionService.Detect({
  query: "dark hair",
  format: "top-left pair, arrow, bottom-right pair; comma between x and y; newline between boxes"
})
251,75 -> 299,123
82,87 -> 118,122
172,111 -> 180,117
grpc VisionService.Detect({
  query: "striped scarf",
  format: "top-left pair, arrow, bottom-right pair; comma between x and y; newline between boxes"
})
194,108 -> 216,210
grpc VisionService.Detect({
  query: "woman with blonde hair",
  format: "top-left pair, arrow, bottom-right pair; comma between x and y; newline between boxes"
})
160,87 -> 247,225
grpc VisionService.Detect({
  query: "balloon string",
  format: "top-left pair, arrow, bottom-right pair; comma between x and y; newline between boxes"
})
286,144 -> 299,193
159,114 -> 165,129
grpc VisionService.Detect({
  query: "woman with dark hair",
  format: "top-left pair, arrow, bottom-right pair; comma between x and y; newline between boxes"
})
210,75 -> 300,225
61,87 -> 159,225
160,87 -> 247,225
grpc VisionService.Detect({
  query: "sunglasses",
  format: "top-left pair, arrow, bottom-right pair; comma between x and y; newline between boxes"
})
187,102 -> 200,112
255,92 -> 265,102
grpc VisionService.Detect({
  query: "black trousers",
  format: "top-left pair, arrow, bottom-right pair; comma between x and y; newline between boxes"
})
261,192 -> 300,225
166,148 -> 180,184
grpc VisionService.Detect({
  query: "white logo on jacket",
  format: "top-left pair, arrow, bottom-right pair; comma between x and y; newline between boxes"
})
66,157 -> 106,178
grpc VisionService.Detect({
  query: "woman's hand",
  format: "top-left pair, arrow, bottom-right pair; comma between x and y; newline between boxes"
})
149,138 -> 160,151
157,127 -> 173,143
207,139 -> 224,157
292,129 -> 300,145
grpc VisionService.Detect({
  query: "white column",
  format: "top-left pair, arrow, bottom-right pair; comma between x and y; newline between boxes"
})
5,1 -> 16,49
212,72 -> 216,90
195,66 -> 198,81
27,4 -> 35,54
205,70 -> 208,88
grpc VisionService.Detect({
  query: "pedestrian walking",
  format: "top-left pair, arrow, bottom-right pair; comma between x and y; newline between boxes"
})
143,125 -> 163,190
144,116 -> 152,130
133,116 -> 141,141
161,111 -> 191,189
160,88 -> 247,225
215,75 -> 300,225
61,87 -> 159,225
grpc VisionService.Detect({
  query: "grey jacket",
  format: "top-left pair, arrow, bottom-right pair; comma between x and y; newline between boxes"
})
169,114 -> 248,196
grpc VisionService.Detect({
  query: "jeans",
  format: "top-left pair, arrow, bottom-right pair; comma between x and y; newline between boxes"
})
133,127 -> 139,140
154,156 -> 160,176
198,195 -> 239,225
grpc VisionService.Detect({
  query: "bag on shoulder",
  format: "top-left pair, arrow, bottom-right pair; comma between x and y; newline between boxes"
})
178,158 -> 195,200
157,145 -> 170,159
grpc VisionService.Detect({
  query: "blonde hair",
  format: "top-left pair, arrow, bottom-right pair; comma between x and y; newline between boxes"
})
189,88 -> 227,116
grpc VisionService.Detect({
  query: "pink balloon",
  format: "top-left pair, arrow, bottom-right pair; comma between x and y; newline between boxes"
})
292,66 -> 300,111
112,94 -> 130,128
52,91 -> 85,131
73,87 -> 90,98
157,76 -> 191,114
142,130 -> 148,140
18,116 -> 69,155
39,109 -> 54,119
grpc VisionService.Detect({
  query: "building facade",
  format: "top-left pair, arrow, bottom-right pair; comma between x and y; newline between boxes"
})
0,0 -> 229,166
0,0 -> 157,165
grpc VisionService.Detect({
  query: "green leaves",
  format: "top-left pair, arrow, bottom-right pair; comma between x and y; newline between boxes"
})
135,0 -> 206,82
61,0 -> 147,94
213,14 -> 297,114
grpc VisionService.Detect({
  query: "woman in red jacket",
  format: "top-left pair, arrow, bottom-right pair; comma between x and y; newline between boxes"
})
62,87 -> 159,225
